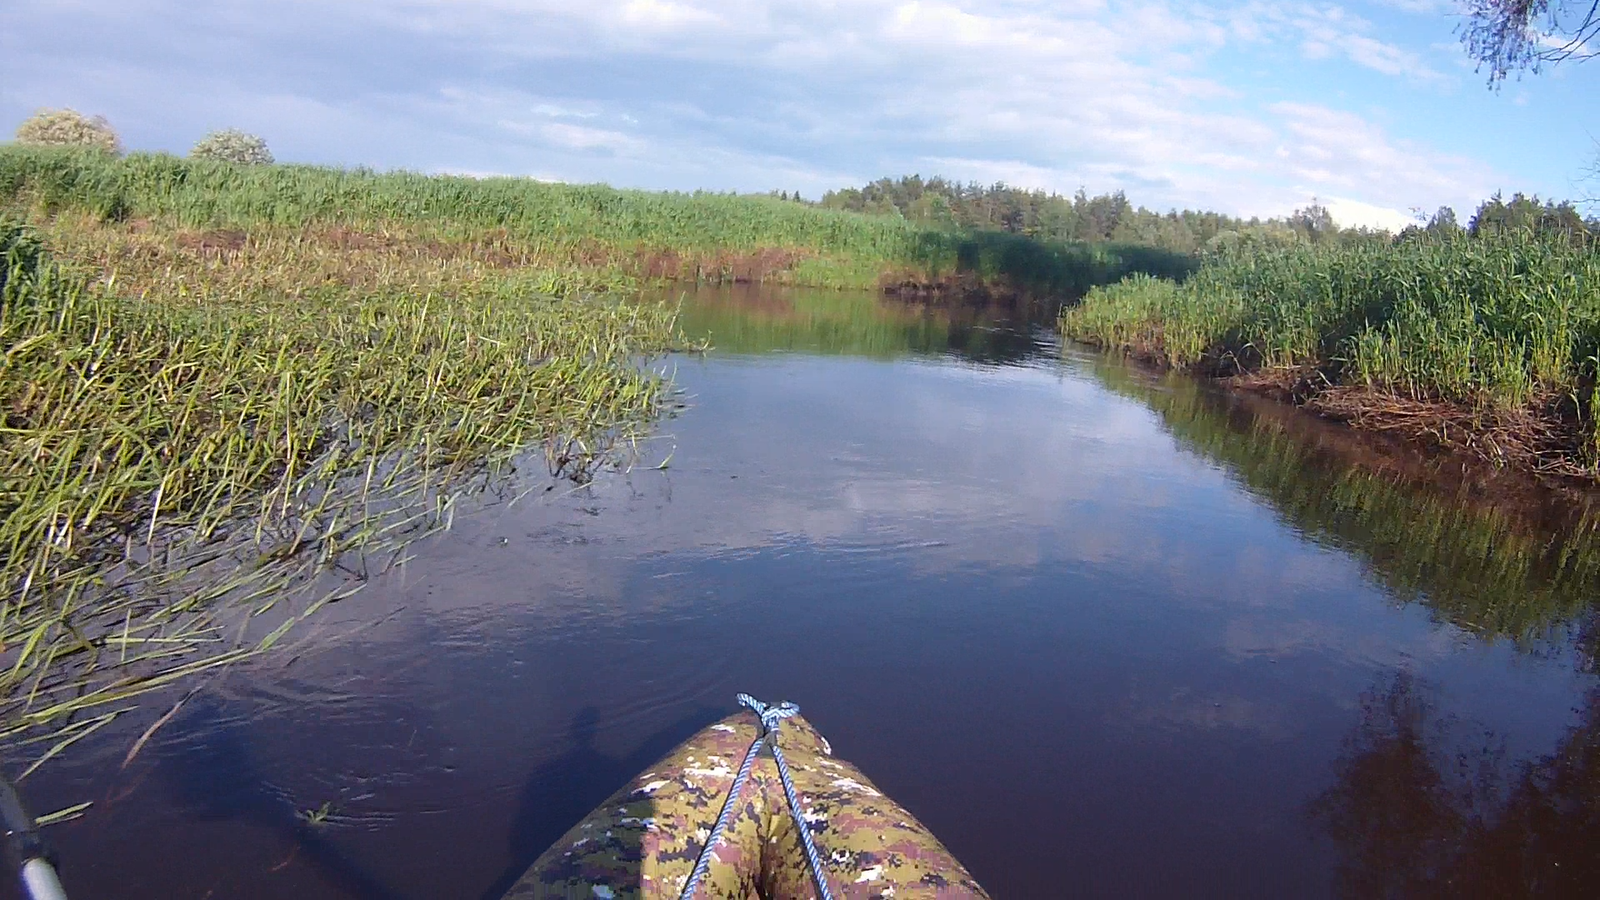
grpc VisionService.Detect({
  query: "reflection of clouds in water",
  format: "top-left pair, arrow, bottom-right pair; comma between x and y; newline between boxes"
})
1221,615 -> 1459,670
1223,543 -> 1357,607
1112,684 -> 1300,742
340,353 -> 1393,622
650,357 -> 1229,563
314,349 -> 1549,699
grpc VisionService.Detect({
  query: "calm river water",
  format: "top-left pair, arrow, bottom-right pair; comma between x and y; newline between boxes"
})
14,285 -> 1600,899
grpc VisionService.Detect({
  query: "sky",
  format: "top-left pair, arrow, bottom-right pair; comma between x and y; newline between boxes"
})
2,0 -> 1597,230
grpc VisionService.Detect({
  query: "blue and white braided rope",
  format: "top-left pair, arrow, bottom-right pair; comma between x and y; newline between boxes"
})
677,694 -> 836,900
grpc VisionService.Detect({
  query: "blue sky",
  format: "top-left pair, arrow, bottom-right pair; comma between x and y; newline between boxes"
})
2,0 -> 1596,228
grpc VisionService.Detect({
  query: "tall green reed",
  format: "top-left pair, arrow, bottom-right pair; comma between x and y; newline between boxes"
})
0,146 -> 1195,295
1065,232 -> 1600,416
0,211 -> 682,768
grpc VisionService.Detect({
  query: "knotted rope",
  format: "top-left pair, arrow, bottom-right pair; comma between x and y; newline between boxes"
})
677,694 -> 836,900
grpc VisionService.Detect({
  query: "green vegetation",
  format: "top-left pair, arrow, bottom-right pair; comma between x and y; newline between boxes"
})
818,175 -> 1366,255
0,153 -> 698,761
0,147 -> 1194,297
1065,227 -> 1600,476
0,146 -> 915,285
189,128 -> 273,165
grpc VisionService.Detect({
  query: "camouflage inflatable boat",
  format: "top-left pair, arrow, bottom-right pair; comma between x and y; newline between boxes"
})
503,699 -> 989,899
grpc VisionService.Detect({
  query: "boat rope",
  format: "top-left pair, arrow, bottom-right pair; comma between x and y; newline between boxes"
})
677,693 -> 836,900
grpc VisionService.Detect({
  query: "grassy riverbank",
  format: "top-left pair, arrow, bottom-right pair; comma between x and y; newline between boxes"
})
0,147 -> 1193,297
0,157 -> 703,757
1063,233 -> 1600,478
2,215 -> 683,753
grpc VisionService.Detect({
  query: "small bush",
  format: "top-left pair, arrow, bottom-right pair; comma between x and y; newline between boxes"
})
13,109 -> 121,155
190,129 -> 273,165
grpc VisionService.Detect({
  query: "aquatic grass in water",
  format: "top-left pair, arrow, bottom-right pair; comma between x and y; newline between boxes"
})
0,214 -> 683,764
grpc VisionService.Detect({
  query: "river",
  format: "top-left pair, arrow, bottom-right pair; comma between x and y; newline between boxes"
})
13,284 -> 1600,898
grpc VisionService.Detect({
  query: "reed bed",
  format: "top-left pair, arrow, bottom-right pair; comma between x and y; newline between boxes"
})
0,146 -> 924,289
0,203 -> 683,768
1063,234 -> 1600,475
0,146 -> 1197,296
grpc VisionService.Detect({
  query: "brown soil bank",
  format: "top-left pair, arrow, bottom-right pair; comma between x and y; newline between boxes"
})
1081,345 -> 1600,497
1227,367 -> 1596,489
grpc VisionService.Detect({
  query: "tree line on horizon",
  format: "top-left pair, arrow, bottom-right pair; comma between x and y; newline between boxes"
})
788,175 -> 1598,255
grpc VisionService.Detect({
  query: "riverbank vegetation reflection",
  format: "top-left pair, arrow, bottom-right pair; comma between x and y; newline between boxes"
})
659,283 -> 1054,363
1313,672 -> 1600,897
1086,357 -> 1600,655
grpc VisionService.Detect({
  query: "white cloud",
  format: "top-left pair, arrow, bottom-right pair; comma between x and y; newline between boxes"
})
1373,0 -> 1451,12
1224,1 -> 1450,84
0,0 -> 1518,218
619,0 -> 724,29
1323,196 -> 1417,231
1270,101 -> 1495,213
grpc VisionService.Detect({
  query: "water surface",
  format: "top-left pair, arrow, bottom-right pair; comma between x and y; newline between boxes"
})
15,284 -> 1600,899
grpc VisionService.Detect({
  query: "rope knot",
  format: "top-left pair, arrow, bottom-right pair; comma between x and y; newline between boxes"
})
681,694 -> 833,900
736,692 -> 798,735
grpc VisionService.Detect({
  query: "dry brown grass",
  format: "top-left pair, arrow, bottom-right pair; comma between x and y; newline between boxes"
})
1225,366 -> 1597,483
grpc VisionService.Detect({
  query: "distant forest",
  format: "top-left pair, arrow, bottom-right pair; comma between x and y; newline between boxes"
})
777,176 -> 1598,254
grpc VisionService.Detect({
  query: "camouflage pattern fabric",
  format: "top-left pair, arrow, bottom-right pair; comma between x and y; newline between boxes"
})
503,711 -> 989,899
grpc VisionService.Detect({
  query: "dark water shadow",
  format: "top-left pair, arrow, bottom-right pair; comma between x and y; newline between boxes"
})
658,282 -> 1056,366
475,704 -> 723,900
149,695 -> 407,900
1309,672 -> 1600,898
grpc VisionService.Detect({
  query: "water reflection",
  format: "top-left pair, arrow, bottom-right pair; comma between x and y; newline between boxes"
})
1312,672 -> 1600,898
657,283 -> 1055,363
1084,357 -> 1600,657
665,283 -> 1600,656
